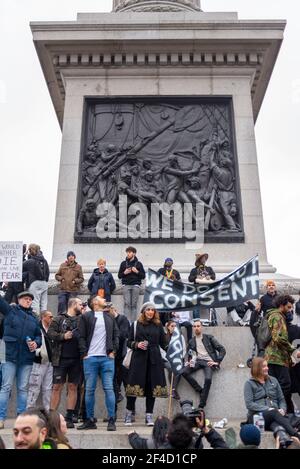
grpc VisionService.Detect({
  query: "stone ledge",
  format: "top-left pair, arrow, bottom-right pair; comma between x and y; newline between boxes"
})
0,419 -> 276,449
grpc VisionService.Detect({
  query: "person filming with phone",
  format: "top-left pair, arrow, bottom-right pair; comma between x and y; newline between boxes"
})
162,402 -> 227,449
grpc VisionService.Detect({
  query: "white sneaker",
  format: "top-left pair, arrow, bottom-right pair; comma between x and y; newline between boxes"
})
0,420 -> 4,430
145,413 -> 154,426
124,411 -> 132,426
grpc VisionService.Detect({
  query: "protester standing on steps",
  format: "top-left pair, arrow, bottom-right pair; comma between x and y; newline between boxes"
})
0,291 -> 41,430
23,243 -> 50,315
55,251 -> 84,315
27,310 -> 54,411
48,297 -> 83,428
118,246 -> 145,323
88,258 -> 116,302
78,296 -> 119,432
188,253 -> 216,320
124,303 -> 168,427
265,295 -> 297,414
157,258 -> 181,326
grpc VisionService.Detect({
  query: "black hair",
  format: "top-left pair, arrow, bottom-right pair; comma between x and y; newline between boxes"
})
274,295 -> 295,308
126,246 -> 137,254
167,414 -> 194,449
18,407 -> 49,430
152,416 -> 170,448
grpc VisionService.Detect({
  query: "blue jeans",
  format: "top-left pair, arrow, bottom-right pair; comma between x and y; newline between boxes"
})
83,356 -> 115,420
0,362 -> 32,420
57,291 -> 78,314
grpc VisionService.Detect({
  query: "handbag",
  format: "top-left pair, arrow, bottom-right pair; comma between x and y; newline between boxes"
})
122,321 -> 137,369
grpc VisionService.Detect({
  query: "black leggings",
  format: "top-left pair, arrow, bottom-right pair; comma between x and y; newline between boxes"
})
127,396 -> 155,414
253,409 -> 298,436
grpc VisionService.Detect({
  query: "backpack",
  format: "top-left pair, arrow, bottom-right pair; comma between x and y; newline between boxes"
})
256,314 -> 272,351
34,259 -> 46,281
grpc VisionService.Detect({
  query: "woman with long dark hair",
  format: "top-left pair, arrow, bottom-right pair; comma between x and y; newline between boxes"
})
244,357 -> 300,438
47,410 -> 72,449
124,303 -> 168,426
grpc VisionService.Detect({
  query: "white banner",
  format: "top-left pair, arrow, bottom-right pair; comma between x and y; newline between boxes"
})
0,241 -> 23,282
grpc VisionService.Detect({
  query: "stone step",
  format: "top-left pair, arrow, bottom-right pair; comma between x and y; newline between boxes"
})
0,418 -> 276,449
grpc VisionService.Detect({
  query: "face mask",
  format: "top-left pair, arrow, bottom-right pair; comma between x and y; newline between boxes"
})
286,312 -> 294,323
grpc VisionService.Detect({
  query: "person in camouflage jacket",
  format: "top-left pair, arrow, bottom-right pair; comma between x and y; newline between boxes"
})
265,295 -> 297,413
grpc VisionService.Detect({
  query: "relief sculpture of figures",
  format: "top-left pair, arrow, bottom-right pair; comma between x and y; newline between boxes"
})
75,98 -> 244,243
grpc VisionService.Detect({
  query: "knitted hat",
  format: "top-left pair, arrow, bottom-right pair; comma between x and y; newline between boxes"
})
164,258 -> 173,264
239,424 -> 261,447
67,251 -> 76,259
140,302 -> 157,314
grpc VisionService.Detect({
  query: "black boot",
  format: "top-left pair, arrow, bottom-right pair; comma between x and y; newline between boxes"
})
77,418 -> 97,430
107,417 -> 116,432
65,409 -> 75,429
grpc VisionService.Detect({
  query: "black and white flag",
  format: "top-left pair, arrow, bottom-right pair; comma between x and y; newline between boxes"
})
144,255 -> 259,311
166,324 -> 185,376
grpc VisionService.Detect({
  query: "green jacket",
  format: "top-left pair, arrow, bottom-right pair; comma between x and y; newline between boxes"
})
265,309 -> 294,367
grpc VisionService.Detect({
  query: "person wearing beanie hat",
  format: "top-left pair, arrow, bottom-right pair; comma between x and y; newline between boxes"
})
55,252 -> 84,314
239,424 -> 261,449
157,259 -> 181,326
67,251 -> 76,260
124,302 -> 168,427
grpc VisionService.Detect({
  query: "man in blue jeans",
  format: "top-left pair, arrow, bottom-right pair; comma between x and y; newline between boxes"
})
0,292 -> 41,429
78,296 -> 119,431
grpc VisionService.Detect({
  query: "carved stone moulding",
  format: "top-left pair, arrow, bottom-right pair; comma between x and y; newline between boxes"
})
113,0 -> 202,13
75,96 -> 244,244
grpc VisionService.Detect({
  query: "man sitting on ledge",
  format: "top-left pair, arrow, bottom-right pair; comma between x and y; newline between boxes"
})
181,320 -> 226,409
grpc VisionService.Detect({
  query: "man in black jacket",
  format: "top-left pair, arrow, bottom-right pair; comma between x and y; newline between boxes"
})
118,246 -> 145,323
77,296 -> 119,431
109,307 -> 130,404
181,320 -> 226,409
23,244 -> 50,315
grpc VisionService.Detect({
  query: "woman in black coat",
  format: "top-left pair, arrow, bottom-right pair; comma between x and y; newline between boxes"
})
124,302 -> 168,426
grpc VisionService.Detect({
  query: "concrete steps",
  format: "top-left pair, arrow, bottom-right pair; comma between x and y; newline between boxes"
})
0,418 -> 276,449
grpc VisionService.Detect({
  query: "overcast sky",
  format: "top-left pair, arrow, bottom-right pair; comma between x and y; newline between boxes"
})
0,0 -> 299,278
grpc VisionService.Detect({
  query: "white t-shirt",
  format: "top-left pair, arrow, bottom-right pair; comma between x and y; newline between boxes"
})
88,311 -> 106,357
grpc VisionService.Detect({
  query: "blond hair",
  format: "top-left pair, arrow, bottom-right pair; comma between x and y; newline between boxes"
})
97,258 -> 107,266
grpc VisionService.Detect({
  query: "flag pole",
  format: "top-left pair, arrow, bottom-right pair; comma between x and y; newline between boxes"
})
168,372 -> 174,419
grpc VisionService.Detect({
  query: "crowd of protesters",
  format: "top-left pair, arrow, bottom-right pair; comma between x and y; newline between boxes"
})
0,243 -> 300,450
